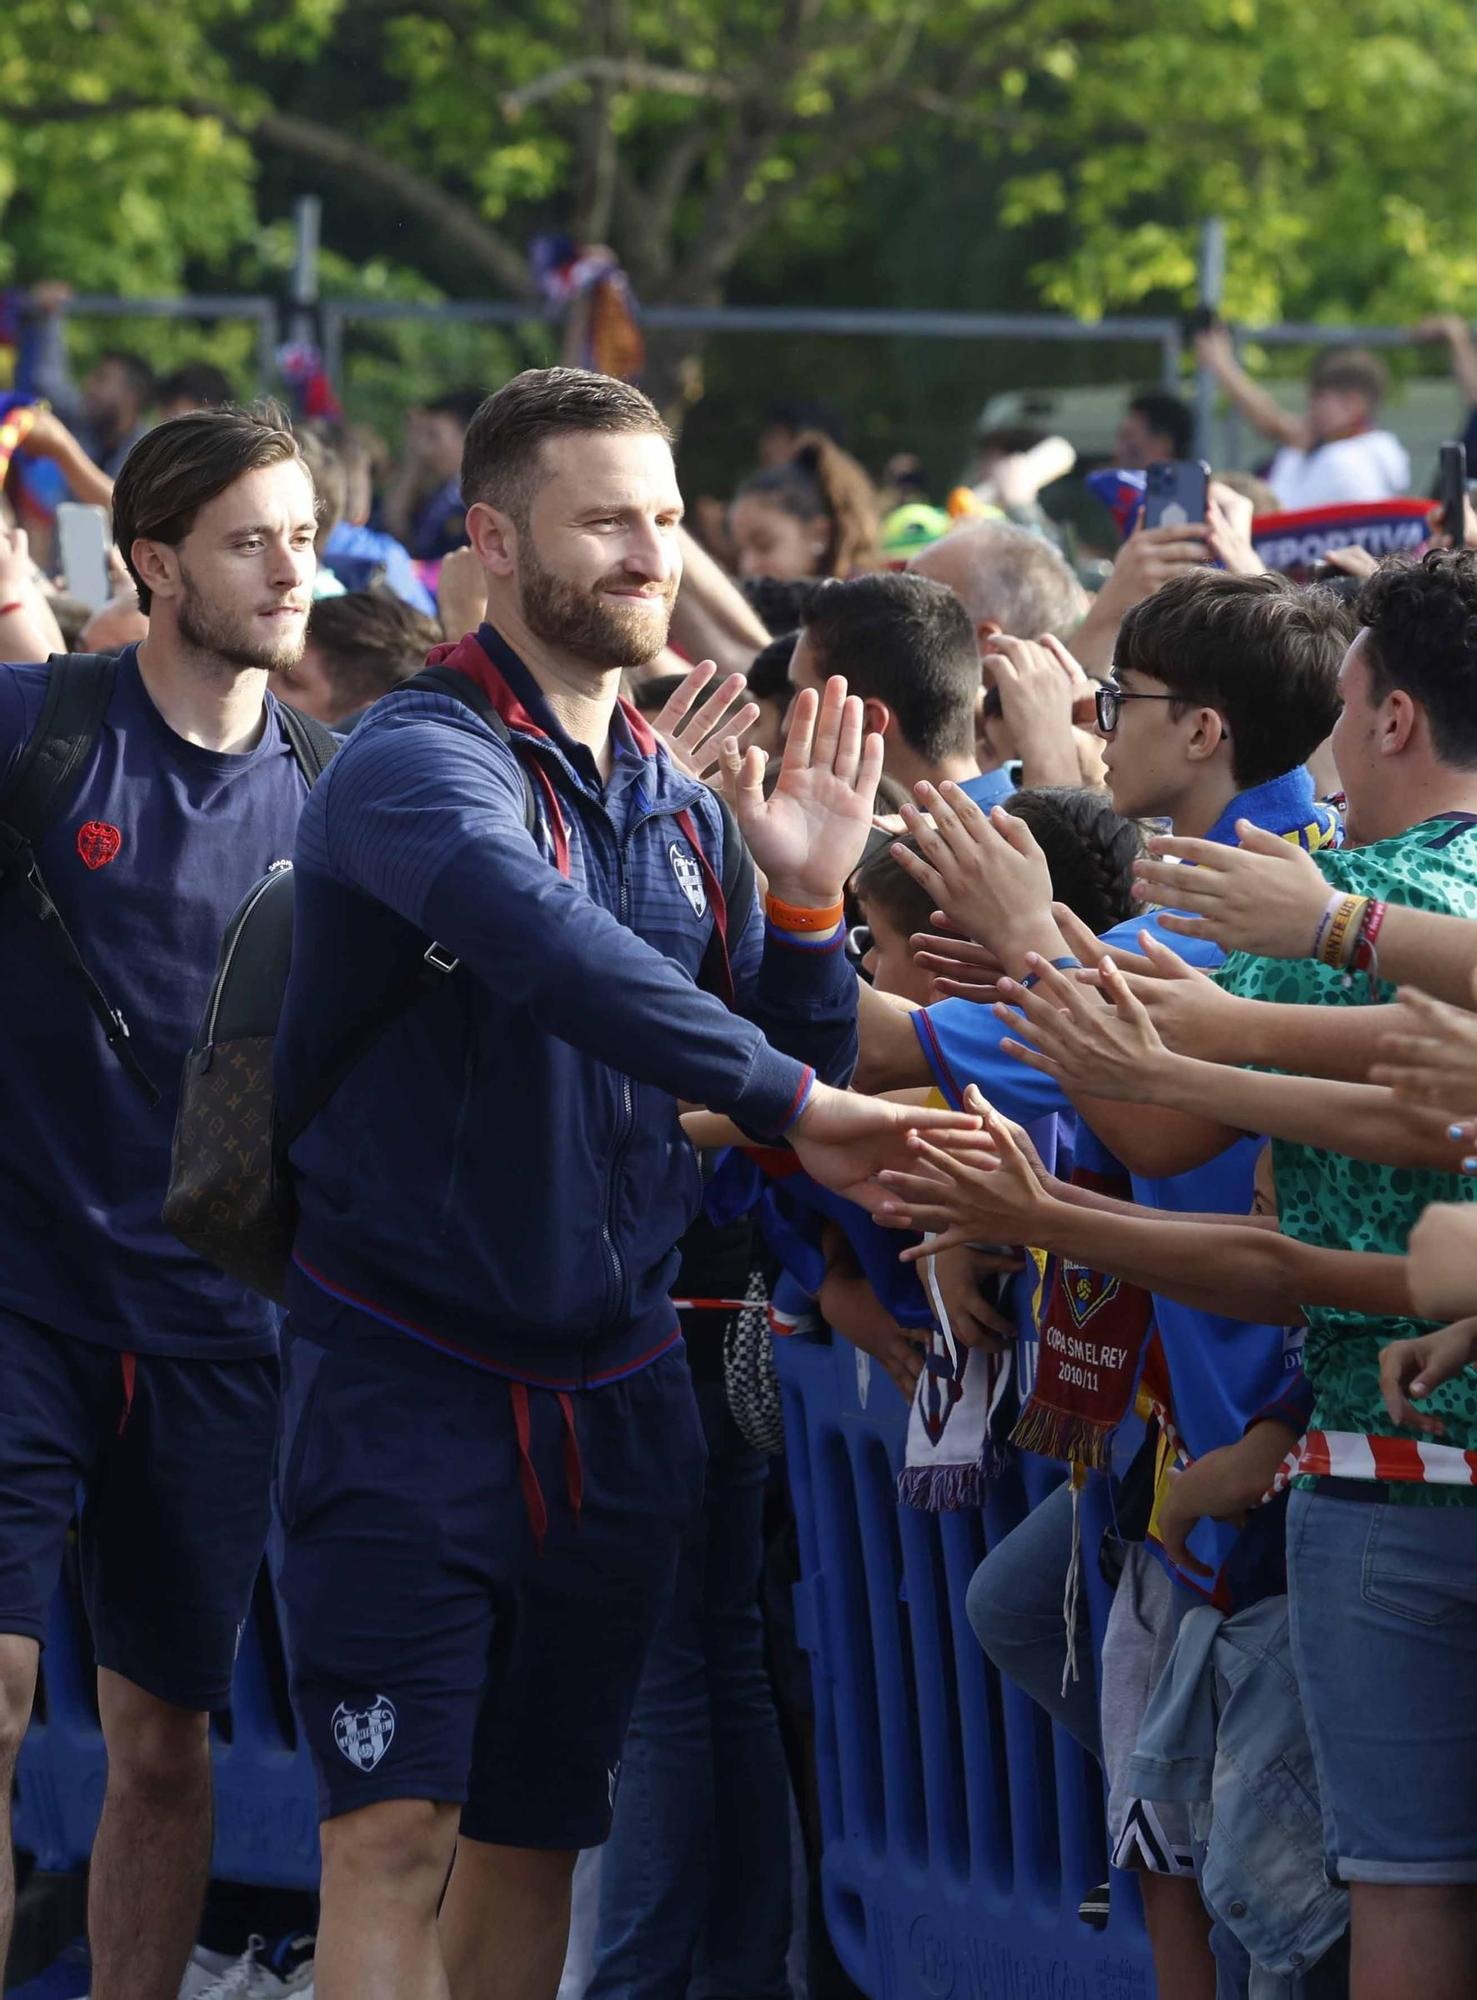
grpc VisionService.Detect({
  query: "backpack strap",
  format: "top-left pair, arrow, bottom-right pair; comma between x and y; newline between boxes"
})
277,941 -> 457,1151
278,663 -> 545,1142
0,651 -> 161,1104
680,795 -> 756,1009
0,652 -> 119,877
276,702 -> 339,785
405,664 -> 538,834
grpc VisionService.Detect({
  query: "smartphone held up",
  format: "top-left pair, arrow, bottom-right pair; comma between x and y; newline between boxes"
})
1143,459 -> 1211,532
56,503 -> 113,612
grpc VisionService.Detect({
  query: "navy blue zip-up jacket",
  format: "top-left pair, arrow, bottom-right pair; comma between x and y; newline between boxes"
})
276,625 -> 859,1385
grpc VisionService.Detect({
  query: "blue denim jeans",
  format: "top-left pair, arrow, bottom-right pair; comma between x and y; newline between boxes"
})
587,1382 -> 792,2000
1287,1484 -> 1477,1884
965,1477 -> 1104,1763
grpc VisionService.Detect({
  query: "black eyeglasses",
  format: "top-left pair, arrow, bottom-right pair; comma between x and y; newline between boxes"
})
1094,683 -> 1186,735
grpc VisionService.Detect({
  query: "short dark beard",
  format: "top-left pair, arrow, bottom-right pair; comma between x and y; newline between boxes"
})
518,534 -> 674,669
176,568 -> 306,675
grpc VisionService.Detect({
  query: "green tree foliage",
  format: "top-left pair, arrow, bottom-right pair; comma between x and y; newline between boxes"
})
2,0 -> 1475,396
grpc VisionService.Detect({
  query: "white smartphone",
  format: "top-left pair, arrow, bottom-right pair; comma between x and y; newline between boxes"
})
56,502 -> 113,611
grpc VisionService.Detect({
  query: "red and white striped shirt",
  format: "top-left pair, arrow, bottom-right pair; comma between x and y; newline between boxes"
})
1268,1430 -> 1477,1492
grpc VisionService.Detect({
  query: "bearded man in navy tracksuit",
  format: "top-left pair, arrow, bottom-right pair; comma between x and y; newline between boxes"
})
274,368 -> 971,2000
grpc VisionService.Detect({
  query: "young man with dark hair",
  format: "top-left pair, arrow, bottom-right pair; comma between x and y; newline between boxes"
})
1019,552 -> 1477,2000
1101,568 -> 1347,811
79,350 -> 156,477
155,362 -> 237,419
290,588 -> 443,727
853,568 -> 1347,1997
788,570 -> 1009,806
19,298 -> 154,481
1114,388 -> 1195,469
0,405 -> 324,1993
272,365 -> 970,2000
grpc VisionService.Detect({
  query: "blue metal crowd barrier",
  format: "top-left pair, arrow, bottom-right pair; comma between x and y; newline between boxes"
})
17,1332 -> 1158,2000
775,1329 -> 1155,2000
13,1552 -> 321,1891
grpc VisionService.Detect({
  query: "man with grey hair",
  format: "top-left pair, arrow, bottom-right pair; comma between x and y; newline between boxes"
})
909,518 -> 1087,654
910,520 -> 1099,796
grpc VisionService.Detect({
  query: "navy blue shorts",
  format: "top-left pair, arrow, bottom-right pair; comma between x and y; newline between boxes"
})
0,1307 -> 279,1711
274,1302 -> 707,1848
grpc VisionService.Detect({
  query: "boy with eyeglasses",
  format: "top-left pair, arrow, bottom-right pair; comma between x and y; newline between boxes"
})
853,569 -> 1352,1997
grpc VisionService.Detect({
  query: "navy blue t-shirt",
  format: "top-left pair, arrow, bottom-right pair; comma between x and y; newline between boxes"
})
0,649 -> 312,1357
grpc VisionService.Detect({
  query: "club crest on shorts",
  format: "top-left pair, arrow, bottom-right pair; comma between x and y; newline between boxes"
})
333,1695 -> 397,1772
669,842 -> 707,918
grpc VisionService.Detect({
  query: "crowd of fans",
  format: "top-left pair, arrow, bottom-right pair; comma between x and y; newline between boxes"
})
1,288 -> 1477,2000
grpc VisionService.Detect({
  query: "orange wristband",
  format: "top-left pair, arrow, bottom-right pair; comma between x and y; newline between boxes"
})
765,893 -> 845,933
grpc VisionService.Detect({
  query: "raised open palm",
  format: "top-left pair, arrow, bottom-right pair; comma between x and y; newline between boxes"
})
716,676 -> 883,905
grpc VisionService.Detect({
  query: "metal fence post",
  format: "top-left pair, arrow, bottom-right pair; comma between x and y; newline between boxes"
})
253,303 -> 279,396
1196,217 -> 1225,463
290,195 -> 322,352
321,305 -> 345,398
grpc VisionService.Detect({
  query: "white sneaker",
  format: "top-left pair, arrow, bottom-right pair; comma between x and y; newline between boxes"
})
191,1935 -> 315,1999
179,1946 -> 237,1998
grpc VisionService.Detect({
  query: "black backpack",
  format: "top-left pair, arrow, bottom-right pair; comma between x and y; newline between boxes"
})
0,651 -> 336,1108
162,665 -> 756,1302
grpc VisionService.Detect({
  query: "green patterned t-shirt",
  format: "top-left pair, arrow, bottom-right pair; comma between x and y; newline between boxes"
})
1215,813 -> 1477,1503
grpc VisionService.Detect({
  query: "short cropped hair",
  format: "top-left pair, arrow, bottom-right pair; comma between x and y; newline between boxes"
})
96,350 -> 155,405
1127,389 -> 1194,458
112,402 -> 307,613
425,386 -> 487,429
1358,550 -> 1477,767
802,571 -> 981,762
460,368 -> 670,524
155,362 -> 236,411
1114,569 -> 1346,787
304,588 -> 441,716
740,575 -> 821,636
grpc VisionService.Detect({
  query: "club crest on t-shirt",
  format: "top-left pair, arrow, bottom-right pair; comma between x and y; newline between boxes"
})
76,820 -> 122,870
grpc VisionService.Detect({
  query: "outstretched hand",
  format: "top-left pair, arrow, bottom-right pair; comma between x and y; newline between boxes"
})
892,786 -> 1066,969
1076,925 -> 1245,1064
717,675 -> 882,906
909,922 -> 1008,1004
875,1087 -> 1054,1256
995,950 -> 1171,1101
1369,979 -> 1477,1116
787,1081 -> 980,1217
1132,819 -> 1330,958
650,659 -> 762,780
